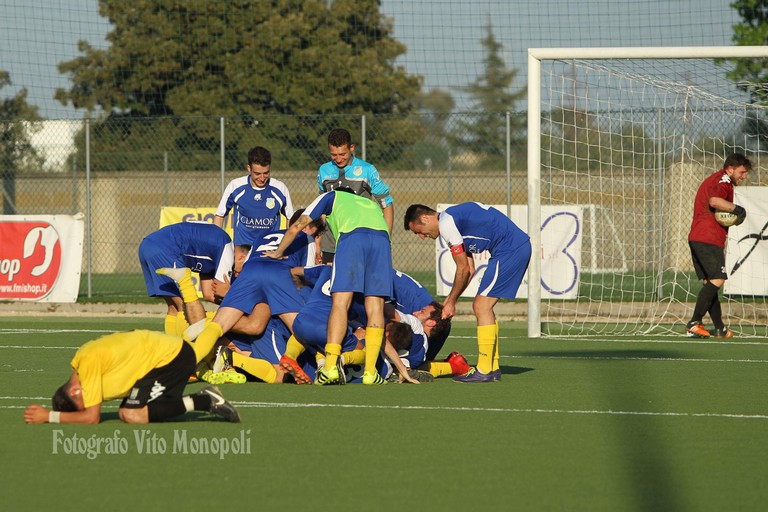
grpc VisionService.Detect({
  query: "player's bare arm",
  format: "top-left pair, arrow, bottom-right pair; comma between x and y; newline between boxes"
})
263,214 -> 312,259
443,244 -> 473,319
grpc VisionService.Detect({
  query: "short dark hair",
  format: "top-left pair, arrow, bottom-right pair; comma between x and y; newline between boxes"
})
51,382 -> 78,412
247,146 -> 271,167
328,128 -> 353,147
387,322 -> 414,351
403,204 -> 436,230
425,301 -> 452,346
723,153 -> 752,171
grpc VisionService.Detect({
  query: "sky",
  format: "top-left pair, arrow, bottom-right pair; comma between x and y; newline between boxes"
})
0,0 -> 744,119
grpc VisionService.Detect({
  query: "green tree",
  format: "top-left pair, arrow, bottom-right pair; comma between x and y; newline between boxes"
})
55,0 -> 422,171
451,21 -> 526,168
0,71 -> 44,214
723,0 -> 768,103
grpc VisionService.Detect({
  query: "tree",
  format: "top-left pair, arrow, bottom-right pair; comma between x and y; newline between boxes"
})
723,0 -> 768,104
451,21 -> 526,167
0,71 -> 44,214
55,0 -> 423,170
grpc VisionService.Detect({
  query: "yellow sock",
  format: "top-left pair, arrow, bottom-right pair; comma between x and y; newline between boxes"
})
492,321 -> 500,372
175,312 -> 190,337
423,361 -> 453,377
364,327 -> 384,374
477,324 -> 496,374
177,271 -> 198,304
192,322 -> 223,363
232,352 -> 277,383
325,343 -> 341,369
206,311 -> 215,320
341,348 -> 365,365
284,335 -> 306,360
163,314 -> 176,335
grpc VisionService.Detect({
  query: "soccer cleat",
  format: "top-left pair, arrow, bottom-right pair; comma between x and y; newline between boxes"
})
686,321 -> 711,338
204,347 -> 246,384
201,369 -> 246,385
490,369 -> 502,381
335,357 -> 347,385
314,364 -> 340,385
445,351 -> 471,376
196,385 -> 240,423
452,367 -> 494,383
155,266 -> 191,283
387,368 -> 435,383
212,346 -> 232,373
362,370 -> 387,385
713,327 -> 734,339
279,355 -> 312,385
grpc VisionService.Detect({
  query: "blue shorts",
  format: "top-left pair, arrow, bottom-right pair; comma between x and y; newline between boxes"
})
331,229 -> 393,298
220,259 -> 305,315
138,238 -> 184,297
229,317 -> 291,364
477,241 -> 532,299
293,310 -> 360,354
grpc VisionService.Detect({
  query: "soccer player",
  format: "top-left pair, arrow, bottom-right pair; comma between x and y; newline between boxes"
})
404,202 -> 532,383
23,330 -> 240,424
686,153 -> 750,338
263,189 -> 399,385
214,146 -> 294,248
138,221 -> 234,335
316,128 -> 394,263
187,218 -> 321,367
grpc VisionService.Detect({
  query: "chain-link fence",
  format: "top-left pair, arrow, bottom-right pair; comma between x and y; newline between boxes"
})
3,110 -> 765,300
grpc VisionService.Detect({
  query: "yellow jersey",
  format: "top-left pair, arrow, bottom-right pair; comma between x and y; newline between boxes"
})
71,330 -> 184,409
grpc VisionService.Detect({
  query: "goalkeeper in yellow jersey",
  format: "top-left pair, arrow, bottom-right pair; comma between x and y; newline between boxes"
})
23,330 -> 240,424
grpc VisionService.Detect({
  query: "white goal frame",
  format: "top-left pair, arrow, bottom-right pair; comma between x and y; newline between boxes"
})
527,46 -> 768,337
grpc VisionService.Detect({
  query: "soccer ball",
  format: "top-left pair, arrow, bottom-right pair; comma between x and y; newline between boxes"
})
714,211 -> 741,227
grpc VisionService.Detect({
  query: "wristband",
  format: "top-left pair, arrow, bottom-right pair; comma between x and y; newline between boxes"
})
49,411 -> 61,423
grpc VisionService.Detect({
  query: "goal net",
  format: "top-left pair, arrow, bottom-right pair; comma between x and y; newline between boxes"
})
527,47 -> 768,337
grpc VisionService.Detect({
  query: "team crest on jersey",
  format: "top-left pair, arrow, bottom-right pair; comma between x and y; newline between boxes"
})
266,198 -> 276,209
353,166 -> 363,176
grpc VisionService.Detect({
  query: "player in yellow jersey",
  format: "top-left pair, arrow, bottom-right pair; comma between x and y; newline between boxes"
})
23,330 -> 240,424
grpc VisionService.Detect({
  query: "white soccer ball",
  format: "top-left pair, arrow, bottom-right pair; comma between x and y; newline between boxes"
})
714,211 -> 741,227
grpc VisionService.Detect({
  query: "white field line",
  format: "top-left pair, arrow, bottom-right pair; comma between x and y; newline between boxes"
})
229,401 -> 768,420
1,397 -> 766,420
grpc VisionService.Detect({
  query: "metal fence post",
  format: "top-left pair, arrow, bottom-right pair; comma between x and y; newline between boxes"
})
85,117 -> 92,298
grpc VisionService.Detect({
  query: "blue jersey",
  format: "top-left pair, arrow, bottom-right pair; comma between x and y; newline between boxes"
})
317,156 -> 393,209
440,202 -> 532,300
228,316 -> 291,365
139,222 -> 231,298
391,269 -> 434,313
439,202 -> 529,256
216,176 -> 293,246
396,311 -> 429,369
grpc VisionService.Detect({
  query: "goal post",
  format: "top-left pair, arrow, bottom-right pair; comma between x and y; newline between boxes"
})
527,46 -> 768,338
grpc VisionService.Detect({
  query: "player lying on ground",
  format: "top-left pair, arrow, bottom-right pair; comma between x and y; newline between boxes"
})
23,330 -> 240,424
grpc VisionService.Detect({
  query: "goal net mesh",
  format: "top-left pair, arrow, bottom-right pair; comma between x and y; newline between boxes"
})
538,56 -> 768,336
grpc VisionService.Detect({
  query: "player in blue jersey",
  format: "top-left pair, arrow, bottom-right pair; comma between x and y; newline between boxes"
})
214,146 -> 294,247
316,128 -> 394,263
138,221 -> 233,335
187,217 -> 323,368
264,190 -> 416,385
404,202 -> 532,383
207,315 -> 317,385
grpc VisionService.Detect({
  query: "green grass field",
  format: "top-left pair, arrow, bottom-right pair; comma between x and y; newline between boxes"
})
2,315 -> 767,511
